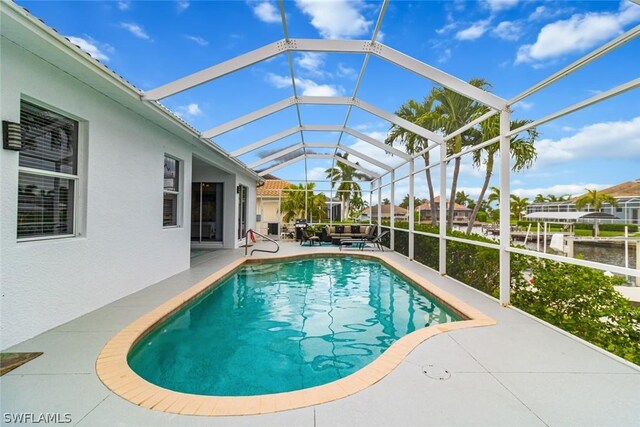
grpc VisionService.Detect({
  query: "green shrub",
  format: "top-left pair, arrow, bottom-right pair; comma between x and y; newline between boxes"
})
378,221 -> 640,364
574,223 -> 594,230
599,223 -> 638,232
476,211 -> 488,222
511,257 -> 640,365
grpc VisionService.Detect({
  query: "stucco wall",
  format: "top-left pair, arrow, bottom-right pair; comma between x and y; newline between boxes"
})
0,38 -> 256,348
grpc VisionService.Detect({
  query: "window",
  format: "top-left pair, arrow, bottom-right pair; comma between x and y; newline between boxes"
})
237,185 -> 247,239
163,155 -> 181,227
17,101 -> 79,239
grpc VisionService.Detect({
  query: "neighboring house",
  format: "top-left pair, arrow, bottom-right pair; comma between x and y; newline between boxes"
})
256,175 -> 290,235
362,205 -> 409,222
526,179 -> 640,225
0,5 -> 260,349
416,197 -> 472,224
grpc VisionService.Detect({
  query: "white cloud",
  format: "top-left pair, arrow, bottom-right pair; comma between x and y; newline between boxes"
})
492,20 -> 522,41
252,1 -> 281,23
295,52 -> 326,77
513,100 -> 533,111
117,1 -> 130,11
307,166 -> 330,181
175,103 -> 203,118
436,22 -> 457,35
265,73 -> 342,96
485,0 -> 519,13
337,63 -> 357,79
456,19 -> 491,41
438,48 -> 452,63
185,35 -> 208,46
516,1 -> 640,64
176,1 -> 190,12
529,5 -> 573,22
66,36 -> 111,61
295,0 -> 372,39
120,22 -> 150,40
535,117 -> 640,166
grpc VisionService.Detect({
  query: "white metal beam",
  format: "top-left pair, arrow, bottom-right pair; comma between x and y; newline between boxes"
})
290,39 -> 506,110
298,124 -> 410,159
508,77 -> 640,137
230,126 -> 300,157
258,152 -> 380,178
509,24 -> 640,105
202,97 -> 294,138
339,127 -> 411,160
259,153 -> 306,176
143,40 -> 287,100
339,145 -> 393,171
354,98 -> 444,144
144,38 -> 507,110
444,109 -> 498,142
247,143 -> 303,169
209,95 -> 442,143
334,154 -> 380,178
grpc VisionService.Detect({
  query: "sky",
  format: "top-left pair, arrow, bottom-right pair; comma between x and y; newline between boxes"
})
17,0 -> 640,204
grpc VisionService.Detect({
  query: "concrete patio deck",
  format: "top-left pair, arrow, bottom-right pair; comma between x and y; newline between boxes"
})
1,242 -> 639,426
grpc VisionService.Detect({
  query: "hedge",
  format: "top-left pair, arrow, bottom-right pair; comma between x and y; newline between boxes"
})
377,221 -> 640,364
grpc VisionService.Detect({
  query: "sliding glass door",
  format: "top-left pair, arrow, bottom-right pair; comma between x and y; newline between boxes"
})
237,185 -> 247,240
191,182 -> 223,242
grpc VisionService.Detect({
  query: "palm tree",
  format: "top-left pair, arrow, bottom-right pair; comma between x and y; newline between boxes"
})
280,183 -> 327,222
429,78 -> 491,228
547,194 -> 571,202
455,191 -> 472,207
533,194 -> 546,203
487,186 -> 500,207
386,98 -> 439,224
510,194 -> 529,221
466,116 -> 537,233
325,153 -> 369,220
575,189 -> 618,236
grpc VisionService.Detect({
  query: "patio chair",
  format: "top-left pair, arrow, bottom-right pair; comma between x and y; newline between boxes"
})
340,230 -> 388,251
300,229 -> 321,246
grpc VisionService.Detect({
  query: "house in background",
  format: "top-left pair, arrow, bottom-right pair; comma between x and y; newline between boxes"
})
0,5 -> 259,349
526,179 -> 640,225
416,197 -> 472,224
362,204 -> 409,222
256,175 -> 290,235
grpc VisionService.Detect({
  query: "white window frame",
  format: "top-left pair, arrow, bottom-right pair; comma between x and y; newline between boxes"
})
17,99 -> 84,242
163,154 -> 183,228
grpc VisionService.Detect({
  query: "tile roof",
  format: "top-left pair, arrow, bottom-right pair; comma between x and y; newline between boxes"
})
576,179 -> 640,199
257,179 -> 292,197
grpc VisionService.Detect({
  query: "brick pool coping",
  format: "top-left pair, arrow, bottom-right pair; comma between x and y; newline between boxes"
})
95,251 -> 495,416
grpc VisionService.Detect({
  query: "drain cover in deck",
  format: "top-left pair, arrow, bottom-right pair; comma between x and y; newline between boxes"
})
422,364 -> 451,380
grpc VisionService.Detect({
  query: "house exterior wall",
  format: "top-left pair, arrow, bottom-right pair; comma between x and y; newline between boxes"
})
0,33 -> 256,348
256,197 -> 281,235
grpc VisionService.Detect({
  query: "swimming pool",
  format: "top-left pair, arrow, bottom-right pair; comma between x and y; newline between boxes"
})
97,253 -> 493,415
128,256 -> 460,396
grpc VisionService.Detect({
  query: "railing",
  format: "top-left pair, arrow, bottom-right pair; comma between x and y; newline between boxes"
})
245,229 -> 280,256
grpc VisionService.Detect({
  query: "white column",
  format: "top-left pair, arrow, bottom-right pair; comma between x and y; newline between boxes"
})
439,142 -> 447,275
408,159 -> 415,260
377,182 -> 382,227
369,180 -> 373,225
499,109 -> 511,306
390,170 -> 395,251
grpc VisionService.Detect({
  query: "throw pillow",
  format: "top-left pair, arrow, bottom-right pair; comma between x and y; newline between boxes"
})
335,225 -> 345,234
351,225 -> 361,233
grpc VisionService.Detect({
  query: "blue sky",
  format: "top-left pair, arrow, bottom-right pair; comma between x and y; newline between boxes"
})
18,0 -> 640,203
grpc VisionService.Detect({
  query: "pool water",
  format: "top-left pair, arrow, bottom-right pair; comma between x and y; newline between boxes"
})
128,256 -> 461,396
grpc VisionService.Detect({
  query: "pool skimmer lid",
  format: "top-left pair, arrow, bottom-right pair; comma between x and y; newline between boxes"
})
422,364 -> 451,380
